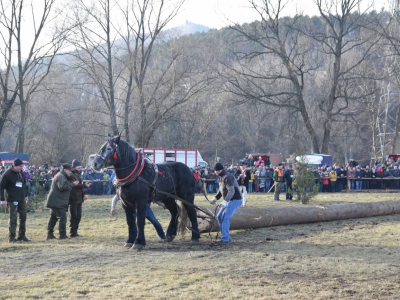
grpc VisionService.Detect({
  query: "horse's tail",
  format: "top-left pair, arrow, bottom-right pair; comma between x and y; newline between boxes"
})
177,202 -> 190,236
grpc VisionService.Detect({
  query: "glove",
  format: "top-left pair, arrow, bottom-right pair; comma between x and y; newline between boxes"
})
219,200 -> 228,207
210,197 -> 217,205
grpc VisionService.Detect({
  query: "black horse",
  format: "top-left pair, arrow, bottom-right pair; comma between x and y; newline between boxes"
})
92,135 -> 200,249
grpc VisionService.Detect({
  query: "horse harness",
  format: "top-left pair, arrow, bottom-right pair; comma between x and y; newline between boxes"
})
112,151 -> 215,221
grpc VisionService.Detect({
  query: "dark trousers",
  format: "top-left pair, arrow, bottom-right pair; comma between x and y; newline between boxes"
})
48,207 -> 67,235
8,200 -> 27,239
69,202 -> 82,235
286,183 -> 293,200
124,204 -> 165,243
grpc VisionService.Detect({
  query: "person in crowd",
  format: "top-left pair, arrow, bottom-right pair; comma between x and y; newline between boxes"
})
265,166 -> 273,192
313,167 -> 320,188
376,163 -> 384,189
83,168 -> 94,195
253,169 -> 260,192
370,166 -> 378,189
236,161 -> 250,207
328,167 -> 337,192
255,156 -> 264,167
354,166 -> 363,190
45,163 -> 79,240
258,166 -> 265,192
248,168 -> 254,193
93,169 -> 103,195
102,169 -> 109,195
389,165 -> 399,190
110,194 -> 165,247
272,163 -> 284,201
347,166 -> 355,190
206,170 -> 215,193
210,162 -> 242,245
193,169 -> 201,193
384,166 -> 392,190
283,164 -> 294,200
363,165 -> 371,190
336,166 -> 346,192
321,169 -> 330,192
0,158 -> 30,243
68,159 -> 91,238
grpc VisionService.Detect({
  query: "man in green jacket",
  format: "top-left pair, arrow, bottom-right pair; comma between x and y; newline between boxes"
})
0,158 -> 29,243
45,163 -> 78,240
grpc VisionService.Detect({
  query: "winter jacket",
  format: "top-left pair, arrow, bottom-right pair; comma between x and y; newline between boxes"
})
45,170 -> 74,209
69,169 -> 85,204
214,169 -> 242,202
0,168 -> 27,202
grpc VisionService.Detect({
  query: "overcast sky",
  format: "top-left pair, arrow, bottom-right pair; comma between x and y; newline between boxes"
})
168,0 -> 321,29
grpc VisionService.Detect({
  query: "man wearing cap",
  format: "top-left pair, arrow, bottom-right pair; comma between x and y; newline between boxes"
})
273,163 -> 284,201
45,163 -> 79,240
0,158 -> 29,243
210,162 -> 242,244
68,159 -> 91,238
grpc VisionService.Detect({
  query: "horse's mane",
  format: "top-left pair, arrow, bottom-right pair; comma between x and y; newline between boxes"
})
117,139 -> 136,161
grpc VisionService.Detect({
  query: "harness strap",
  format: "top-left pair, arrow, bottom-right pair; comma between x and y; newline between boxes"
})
137,176 -> 215,219
116,152 -> 141,182
114,152 -> 145,187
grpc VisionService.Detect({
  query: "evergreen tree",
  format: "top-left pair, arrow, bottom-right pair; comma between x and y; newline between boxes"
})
292,158 -> 319,204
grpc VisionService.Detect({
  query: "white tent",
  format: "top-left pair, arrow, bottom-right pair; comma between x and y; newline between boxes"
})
296,155 -> 323,165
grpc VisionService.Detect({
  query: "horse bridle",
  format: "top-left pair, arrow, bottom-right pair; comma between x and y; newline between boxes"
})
95,142 -> 117,166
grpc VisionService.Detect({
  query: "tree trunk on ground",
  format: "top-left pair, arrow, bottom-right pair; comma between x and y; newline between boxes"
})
197,200 -> 400,233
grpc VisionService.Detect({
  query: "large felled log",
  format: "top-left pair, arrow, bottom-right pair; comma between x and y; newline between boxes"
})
197,200 -> 400,233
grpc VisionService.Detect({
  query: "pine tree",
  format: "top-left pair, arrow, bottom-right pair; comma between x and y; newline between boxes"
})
292,158 -> 319,204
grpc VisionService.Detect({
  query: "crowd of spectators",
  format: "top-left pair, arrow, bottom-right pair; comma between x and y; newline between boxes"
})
3,154 -> 400,199
191,155 -> 400,194
0,164 -> 114,197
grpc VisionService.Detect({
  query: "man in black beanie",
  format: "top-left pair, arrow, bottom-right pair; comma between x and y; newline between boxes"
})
210,162 -> 242,245
0,158 -> 30,243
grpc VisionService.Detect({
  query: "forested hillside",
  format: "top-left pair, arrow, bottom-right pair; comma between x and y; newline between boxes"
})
0,0 -> 398,166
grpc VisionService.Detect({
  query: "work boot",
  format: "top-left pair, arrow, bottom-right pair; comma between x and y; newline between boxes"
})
70,233 -> 83,238
59,233 -> 69,239
17,236 -> 31,242
46,232 -> 57,240
9,237 -> 19,243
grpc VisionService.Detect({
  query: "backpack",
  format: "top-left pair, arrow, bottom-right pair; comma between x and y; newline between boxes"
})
377,167 -> 384,176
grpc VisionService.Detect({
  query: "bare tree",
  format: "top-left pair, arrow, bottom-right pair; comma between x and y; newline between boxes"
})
68,0 -> 208,147
223,0 -> 378,154
312,0 -> 378,153
0,0 -> 70,152
223,0 -> 322,152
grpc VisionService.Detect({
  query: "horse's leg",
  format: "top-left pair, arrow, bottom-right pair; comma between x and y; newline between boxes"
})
184,204 -> 200,243
122,205 -> 137,247
133,201 -> 146,250
163,198 -> 178,242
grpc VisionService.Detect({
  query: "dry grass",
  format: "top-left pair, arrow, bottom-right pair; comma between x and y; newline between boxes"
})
1,192 -> 400,299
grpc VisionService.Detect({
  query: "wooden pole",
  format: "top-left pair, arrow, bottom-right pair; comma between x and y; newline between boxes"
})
197,200 -> 400,233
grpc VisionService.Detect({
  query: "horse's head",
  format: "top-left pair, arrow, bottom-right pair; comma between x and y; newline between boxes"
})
92,134 -> 121,171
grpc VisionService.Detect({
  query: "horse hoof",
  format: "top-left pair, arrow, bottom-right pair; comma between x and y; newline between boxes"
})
166,235 -> 175,243
190,239 -> 199,245
132,243 -> 144,251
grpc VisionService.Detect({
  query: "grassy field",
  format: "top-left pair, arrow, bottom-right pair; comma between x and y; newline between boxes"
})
1,192 -> 400,299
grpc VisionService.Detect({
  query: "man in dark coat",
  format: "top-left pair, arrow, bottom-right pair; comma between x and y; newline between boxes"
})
0,158 -> 29,243
45,163 -> 78,240
283,164 -> 294,200
68,159 -> 91,237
